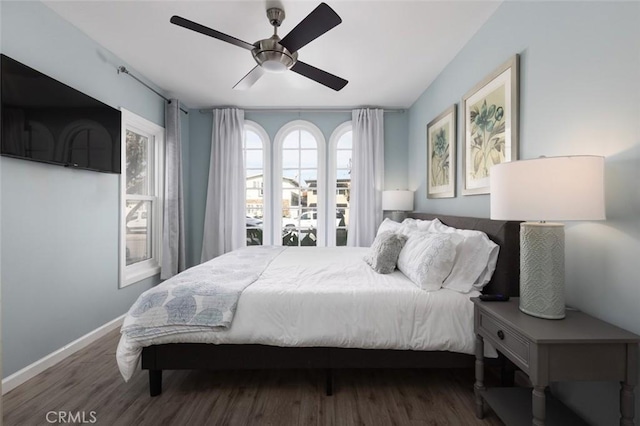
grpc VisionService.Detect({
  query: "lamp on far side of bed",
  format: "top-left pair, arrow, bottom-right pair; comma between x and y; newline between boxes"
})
490,156 -> 605,320
382,190 -> 414,222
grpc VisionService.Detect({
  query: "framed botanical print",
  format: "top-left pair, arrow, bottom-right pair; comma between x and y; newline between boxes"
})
462,54 -> 519,195
427,105 -> 456,198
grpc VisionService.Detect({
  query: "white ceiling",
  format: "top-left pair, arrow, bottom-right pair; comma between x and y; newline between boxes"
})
44,1 -> 501,109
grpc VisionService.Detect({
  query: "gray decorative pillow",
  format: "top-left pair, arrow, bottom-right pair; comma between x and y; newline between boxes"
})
363,231 -> 408,274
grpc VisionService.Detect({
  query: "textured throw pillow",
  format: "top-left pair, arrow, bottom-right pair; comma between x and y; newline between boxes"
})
396,232 -> 462,291
429,219 -> 500,293
364,231 -> 408,274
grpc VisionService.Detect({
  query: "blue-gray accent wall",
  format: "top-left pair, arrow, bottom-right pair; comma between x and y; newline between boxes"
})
407,2 -> 640,424
0,2 -> 184,377
186,110 -> 408,267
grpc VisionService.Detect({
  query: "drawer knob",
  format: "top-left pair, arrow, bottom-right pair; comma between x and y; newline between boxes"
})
497,330 -> 505,340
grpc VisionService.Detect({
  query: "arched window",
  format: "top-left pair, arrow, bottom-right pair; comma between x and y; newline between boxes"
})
274,120 -> 326,247
243,121 -> 270,246
328,122 -> 352,246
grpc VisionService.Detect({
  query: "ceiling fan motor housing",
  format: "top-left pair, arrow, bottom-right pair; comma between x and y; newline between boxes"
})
266,8 -> 285,27
252,36 -> 298,73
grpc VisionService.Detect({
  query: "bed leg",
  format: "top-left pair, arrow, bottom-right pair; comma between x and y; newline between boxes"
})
325,369 -> 333,396
149,369 -> 162,397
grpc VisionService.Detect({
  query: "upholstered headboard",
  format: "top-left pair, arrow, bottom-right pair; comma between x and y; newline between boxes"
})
409,213 -> 521,297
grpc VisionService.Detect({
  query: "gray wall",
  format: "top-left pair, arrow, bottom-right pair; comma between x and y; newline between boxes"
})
407,2 -> 640,424
0,2 -> 172,377
187,110 -> 408,267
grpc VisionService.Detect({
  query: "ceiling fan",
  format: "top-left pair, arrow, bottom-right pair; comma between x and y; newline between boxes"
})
170,3 -> 348,91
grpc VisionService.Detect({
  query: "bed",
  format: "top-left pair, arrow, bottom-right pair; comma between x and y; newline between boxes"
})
118,213 -> 520,396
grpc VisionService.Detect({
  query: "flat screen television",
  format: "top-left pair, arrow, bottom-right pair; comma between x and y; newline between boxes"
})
1,54 -> 121,173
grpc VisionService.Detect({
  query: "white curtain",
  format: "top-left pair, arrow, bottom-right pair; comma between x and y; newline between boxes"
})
347,108 -> 384,247
201,108 -> 246,262
161,99 -> 186,279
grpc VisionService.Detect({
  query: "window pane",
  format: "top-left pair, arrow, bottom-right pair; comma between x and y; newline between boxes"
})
282,229 -> 299,246
283,188 -> 300,208
299,208 -> 317,227
246,210 -> 263,246
246,206 -> 263,222
300,228 -> 317,246
337,131 -> 352,149
300,150 -> 317,168
244,130 -> 262,149
125,200 -> 152,265
282,131 -> 299,149
245,150 -> 263,169
246,169 -> 262,178
126,130 -> 150,195
282,150 -> 299,168
282,169 -> 299,182
300,169 -> 317,187
246,228 -> 263,246
336,150 -> 351,169
300,130 -> 316,148
336,228 -> 348,246
337,169 -> 350,180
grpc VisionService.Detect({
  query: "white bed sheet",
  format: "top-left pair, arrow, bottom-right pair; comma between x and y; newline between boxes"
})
117,247 -> 495,380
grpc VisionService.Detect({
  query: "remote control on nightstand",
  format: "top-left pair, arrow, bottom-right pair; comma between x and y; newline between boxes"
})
479,294 -> 510,302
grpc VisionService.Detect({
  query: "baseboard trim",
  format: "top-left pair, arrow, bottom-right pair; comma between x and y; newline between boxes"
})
2,314 -> 125,394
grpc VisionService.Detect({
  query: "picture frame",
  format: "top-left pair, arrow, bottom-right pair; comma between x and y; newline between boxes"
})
427,104 -> 456,199
461,54 -> 519,195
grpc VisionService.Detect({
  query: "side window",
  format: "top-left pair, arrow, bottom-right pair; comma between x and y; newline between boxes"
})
120,109 -> 164,287
328,122 -> 352,246
243,121 -> 270,245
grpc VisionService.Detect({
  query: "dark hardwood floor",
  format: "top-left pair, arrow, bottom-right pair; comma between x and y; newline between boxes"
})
3,329 -> 503,425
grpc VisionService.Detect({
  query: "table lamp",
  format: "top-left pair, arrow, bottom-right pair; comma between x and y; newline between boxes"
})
490,156 -> 605,319
382,190 -> 414,222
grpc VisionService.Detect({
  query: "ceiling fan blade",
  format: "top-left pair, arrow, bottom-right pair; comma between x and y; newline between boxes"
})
233,66 -> 266,90
170,16 -> 255,51
290,61 -> 347,91
279,3 -> 342,53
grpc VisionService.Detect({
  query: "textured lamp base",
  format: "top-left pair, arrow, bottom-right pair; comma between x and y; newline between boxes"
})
390,211 -> 407,222
519,222 -> 566,320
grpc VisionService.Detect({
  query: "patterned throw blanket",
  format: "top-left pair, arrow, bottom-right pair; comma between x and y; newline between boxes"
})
121,246 -> 286,342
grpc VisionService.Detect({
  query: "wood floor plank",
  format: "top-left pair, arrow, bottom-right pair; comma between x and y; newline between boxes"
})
3,329 -> 503,426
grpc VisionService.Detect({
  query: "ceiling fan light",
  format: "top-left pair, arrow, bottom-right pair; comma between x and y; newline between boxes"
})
262,60 -> 288,73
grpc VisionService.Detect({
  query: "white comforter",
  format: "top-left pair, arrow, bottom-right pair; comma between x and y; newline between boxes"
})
117,247 -> 493,381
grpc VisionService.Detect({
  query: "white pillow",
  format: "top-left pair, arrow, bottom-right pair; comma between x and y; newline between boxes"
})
376,218 -> 402,236
402,218 -> 433,232
377,217 -> 425,238
428,219 -> 499,293
396,231 -> 462,291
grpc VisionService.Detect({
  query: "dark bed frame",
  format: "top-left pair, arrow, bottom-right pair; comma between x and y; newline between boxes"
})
142,214 -> 521,396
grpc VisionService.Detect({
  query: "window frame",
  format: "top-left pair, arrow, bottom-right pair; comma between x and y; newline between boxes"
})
328,121 -> 352,246
243,120 -> 271,245
119,108 -> 165,288
273,120 -> 326,246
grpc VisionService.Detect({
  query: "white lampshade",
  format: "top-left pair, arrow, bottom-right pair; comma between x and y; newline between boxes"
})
490,156 -> 605,222
382,190 -> 414,211
490,155 -> 605,320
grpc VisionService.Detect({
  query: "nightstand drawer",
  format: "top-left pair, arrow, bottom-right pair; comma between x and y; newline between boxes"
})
479,312 -> 530,368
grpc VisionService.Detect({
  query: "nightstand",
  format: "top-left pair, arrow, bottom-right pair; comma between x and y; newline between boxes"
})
472,297 -> 639,426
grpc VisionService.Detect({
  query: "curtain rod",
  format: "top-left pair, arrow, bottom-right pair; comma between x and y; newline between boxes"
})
117,66 -> 188,115
198,107 -> 405,114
